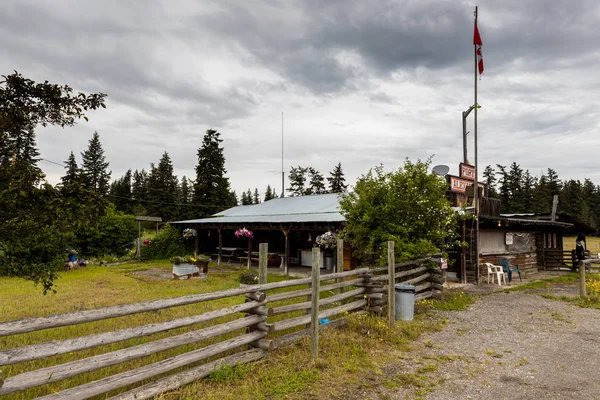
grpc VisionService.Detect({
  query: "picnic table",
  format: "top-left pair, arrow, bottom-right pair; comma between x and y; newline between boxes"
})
212,247 -> 246,263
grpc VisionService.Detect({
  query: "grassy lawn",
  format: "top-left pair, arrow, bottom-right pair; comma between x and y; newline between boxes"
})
0,263 -> 470,399
563,235 -> 600,254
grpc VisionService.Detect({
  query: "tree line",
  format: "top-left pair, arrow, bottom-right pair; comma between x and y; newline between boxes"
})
483,163 -> 600,229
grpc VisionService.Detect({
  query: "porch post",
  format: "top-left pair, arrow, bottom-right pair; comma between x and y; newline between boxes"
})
282,227 -> 291,276
247,237 -> 252,269
217,226 -> 223,267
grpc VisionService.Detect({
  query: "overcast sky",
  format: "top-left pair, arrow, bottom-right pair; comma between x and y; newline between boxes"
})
3,0 -> 600,200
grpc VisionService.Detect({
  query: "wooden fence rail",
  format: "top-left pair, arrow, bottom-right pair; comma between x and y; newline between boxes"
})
0,241 -> 443,399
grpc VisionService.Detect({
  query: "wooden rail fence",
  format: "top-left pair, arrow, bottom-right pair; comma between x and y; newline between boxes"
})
0,241 -> 442,399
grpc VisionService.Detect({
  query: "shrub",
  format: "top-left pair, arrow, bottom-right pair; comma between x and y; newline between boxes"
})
75,205 -> 137,257
141,224 -> 186,260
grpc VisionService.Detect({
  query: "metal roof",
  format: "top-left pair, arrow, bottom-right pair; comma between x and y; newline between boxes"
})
173,193 -> 345,225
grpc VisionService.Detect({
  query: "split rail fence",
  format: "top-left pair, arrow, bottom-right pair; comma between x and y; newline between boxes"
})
0,241 -> 443,399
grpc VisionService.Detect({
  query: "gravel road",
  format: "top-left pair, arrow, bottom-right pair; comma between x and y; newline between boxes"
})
381,288 -> 600,399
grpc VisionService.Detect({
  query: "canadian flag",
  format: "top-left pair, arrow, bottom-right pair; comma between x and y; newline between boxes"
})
473,20 -> 484,75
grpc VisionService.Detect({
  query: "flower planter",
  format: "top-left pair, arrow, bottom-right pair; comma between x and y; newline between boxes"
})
172,263 -> 200,280
196,261 -> 209,274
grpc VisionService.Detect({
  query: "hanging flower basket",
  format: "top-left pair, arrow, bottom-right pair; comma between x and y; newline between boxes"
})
183,228 -> 197,238
235,227 -> 254,239
316,231 -> 337,249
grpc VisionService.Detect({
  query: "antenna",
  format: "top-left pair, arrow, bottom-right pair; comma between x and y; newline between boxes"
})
281,111 -> 284,197
432,165 -> 450,176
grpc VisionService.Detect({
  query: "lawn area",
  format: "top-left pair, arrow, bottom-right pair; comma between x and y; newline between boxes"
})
0,262 -> 466,399
563,235 -> 600,254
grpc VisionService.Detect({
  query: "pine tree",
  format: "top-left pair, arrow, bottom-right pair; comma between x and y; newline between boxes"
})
109,169 -> 133,213
193,129 -> 236,217
496,164 -> 510,212
327,162 -> 348,193
81,131 -> 111,195
132,169 -> 148,207
507,162 -> 524,212
482,165 -> 497,198
522,170 -> 536,212
253,188 -> 261,204
264,184 -> 276,201
61,151 -> 80,187
287,166 -> 308,196
308,168 -> 327,194
4,124 -> 44,192
244,189 -> 253,205
146,152 -> 178,220
240,190 -> 249,205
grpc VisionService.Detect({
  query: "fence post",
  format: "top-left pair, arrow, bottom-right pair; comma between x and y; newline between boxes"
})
387,241 -> 395,328
580,260 -> 586,298
336,238 -> 344,294
311,247 -> 320,360
259,243 -> 268,285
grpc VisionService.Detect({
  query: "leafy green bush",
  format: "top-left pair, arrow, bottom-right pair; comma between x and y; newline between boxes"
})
75,204 -> 137,257
239,271 -> 258,285
141,224 -> 186,260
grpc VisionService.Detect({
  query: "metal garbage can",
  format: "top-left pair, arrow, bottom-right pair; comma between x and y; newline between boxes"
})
394,283 -> 416,321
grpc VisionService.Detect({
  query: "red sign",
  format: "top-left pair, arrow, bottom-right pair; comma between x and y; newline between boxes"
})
460,163 -> 476,180
449,176 -> 485,195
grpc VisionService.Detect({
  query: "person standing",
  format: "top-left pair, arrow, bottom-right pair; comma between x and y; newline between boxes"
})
575,233 -> 586,270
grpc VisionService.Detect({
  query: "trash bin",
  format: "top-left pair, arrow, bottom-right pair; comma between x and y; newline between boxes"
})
394,283 -> 416,321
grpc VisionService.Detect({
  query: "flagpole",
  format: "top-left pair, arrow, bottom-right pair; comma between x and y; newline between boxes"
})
473,6 -> 480,285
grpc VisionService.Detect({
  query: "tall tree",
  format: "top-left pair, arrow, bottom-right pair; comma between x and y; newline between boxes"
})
240,190 -> 250,205
327,162 -> 348,193
264,184 -> 276,201
81,131 -> 111,195
287,166 -> 308,196
253,188 -> 261,204
132,169 -> 148,207
193,129 -> 236,217
308,167 -> 327,194
109,169 -> 133,213
146,152 -> 178,221
0,71 -> 106,293
178,176 -> 192,219
522,170 -> 536,212
61,151 -> 80,187
482,165 -> 497,198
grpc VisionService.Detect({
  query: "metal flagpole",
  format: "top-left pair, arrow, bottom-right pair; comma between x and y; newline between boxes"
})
473,6 -> 480,284
281,111 -> 285,198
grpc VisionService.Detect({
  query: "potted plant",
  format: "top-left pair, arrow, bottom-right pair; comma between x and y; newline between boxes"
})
190,254 -> 211,274
171,255 -> 200,279
234,227 -> 254,239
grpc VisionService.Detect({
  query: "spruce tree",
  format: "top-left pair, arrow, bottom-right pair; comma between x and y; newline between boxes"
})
81,131 -> 111,195
264,184 -> 275,201
287,166 -> 308,196
61,151 -> 80,187
132,169 -> 148,207
308,167 -> 327,194
109,169 -> 132,213
146,152 -> 178,220
482,165 -> 497,198
253,188 -> 261,204
327,162 -> 348,193
240,190 -> 249,205
193,129 -> 235,217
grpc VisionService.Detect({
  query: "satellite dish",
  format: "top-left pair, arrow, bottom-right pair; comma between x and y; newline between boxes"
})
432,165 -> 450,176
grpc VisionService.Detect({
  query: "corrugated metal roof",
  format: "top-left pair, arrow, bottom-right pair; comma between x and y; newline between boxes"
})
173,193 -> 344,225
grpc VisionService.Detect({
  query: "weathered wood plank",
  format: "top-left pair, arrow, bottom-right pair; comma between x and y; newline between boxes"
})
104,349 -> 266,400
266,278 -> 363,303
0,315 -> 265,395
370,265 -> 429,282
0,300 -> 265,366
36,331 -> 266,400
273,299 -> 366,332
414,281 -> 432,293
271,288 -> 365,315
414,291 -> 433,301
310,248 -> 320,360
402,273 -> 431,286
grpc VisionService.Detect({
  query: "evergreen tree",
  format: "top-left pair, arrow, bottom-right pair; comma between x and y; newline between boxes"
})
178,176 -> 191,219
287,166 -> 308,196
559,179 -> 584,218
109,169 -> 133,213
482,165 -> 497,198
581,179 -> 596,228
240,190 -> 249,205
132,169 -> 148,208
193,129 -> 236,217
264,184 -> 276,201
507,162 -> 524,212
61,151 -> 80,187
522,170 -> 536,212
496,164 -> 510,212
253,188 -> 261,204
146,152 -> 178,221
244,188 -> 253,205
533,168 -> 562,213
327,162 -> 348,193
81,131 -> 111,195
230,190 -> 238,206
308,167 -> 327,194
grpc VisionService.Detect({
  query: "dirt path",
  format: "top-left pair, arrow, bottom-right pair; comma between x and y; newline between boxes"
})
360,289 -> 600,399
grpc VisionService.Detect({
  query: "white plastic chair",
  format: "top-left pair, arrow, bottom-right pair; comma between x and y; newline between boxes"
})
485,262 -> 505,286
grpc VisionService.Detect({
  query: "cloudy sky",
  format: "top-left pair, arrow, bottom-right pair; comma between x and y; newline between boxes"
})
3,0 -> 600,200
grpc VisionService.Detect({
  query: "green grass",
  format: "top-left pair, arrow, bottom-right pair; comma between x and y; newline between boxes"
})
0,265 -> 471,400
564,235 -> 600,253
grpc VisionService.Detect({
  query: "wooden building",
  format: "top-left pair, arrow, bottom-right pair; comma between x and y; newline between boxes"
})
172,193 -> 357,272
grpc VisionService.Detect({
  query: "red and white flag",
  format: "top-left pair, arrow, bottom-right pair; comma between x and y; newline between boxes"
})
473,20 -> 484,75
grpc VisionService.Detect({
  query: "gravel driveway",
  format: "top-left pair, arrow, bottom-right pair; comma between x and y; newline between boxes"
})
379,287 -> 600,399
